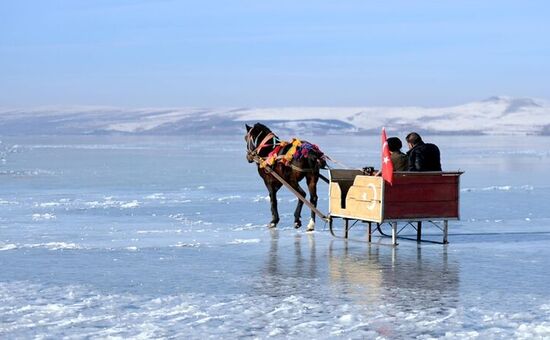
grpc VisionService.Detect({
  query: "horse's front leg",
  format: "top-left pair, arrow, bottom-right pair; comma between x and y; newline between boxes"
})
305,175 -> 319,232
267,185 -> 281,228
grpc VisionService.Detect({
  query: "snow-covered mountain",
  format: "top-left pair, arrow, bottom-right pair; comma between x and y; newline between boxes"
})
1,96 -> 549,136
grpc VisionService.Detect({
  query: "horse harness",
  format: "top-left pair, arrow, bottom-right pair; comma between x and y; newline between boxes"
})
247,128 -> 323,172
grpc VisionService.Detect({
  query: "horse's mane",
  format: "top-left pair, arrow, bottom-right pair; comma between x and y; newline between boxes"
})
253,122 -> 272,134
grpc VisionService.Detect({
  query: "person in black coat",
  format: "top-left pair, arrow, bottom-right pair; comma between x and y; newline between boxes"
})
405,132 -> 442,171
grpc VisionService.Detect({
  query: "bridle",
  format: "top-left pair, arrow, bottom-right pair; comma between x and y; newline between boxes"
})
246,127 -> 279,159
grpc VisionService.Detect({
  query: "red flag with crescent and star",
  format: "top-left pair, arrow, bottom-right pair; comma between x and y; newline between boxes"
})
381,127 -> 393,185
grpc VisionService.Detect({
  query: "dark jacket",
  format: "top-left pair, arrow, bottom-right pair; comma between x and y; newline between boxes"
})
391,151 -> 408,171
407,142 -> 442,171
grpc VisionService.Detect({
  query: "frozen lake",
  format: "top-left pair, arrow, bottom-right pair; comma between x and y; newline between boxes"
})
1,134 -> 550,338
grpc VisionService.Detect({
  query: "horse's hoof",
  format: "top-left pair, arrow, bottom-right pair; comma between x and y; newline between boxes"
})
268,222 -> 277,228
294,221 -> 302,229
306,219 -> 315,232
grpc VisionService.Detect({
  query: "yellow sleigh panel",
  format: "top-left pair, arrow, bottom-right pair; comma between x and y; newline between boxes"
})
328,171 -> 383,224
345,176 -> 384,223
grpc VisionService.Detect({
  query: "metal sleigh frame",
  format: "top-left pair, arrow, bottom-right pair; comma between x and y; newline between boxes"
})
328,218 -> 452,245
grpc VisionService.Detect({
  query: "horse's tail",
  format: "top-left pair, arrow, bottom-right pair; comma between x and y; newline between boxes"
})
316,152 -> 327,170
305,144 -> 327,171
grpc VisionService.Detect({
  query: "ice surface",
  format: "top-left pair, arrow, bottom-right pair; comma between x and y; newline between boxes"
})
31,213 -> 57,221
1,135 -> 550,338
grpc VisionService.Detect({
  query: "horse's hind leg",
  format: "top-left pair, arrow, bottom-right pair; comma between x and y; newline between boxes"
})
290,181 -> 306,229
305,174 -> 319,231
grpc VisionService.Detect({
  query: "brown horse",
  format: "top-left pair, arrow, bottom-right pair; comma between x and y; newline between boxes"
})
245,123 -> 326,231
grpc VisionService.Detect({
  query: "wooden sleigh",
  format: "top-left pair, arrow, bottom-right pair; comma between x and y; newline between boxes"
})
328,170 -> 464,245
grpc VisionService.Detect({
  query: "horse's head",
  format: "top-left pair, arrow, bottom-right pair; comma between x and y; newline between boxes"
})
245,123 -> 273,163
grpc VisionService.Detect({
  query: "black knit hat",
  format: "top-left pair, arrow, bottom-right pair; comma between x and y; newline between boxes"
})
387,137 -> 402,152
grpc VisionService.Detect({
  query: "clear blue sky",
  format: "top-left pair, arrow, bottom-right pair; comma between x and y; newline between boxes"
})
1,0 -> 549,107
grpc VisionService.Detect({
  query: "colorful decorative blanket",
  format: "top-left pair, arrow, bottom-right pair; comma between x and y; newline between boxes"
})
262,138 -> 323,168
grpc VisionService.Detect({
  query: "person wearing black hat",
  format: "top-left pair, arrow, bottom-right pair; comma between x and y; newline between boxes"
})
405,132 -> 442,171
387,137 -> 408,171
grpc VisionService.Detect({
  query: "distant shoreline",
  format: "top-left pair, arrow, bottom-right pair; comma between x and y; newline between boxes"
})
1,96 -> 549,136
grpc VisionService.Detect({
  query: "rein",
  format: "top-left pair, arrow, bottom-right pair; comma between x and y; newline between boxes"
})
246,130 -> 279,157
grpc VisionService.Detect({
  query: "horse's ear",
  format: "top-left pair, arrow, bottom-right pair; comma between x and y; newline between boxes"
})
245,124 -> 252,132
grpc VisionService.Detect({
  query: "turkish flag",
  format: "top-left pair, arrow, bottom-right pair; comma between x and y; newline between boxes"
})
381,127 -> 393,185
